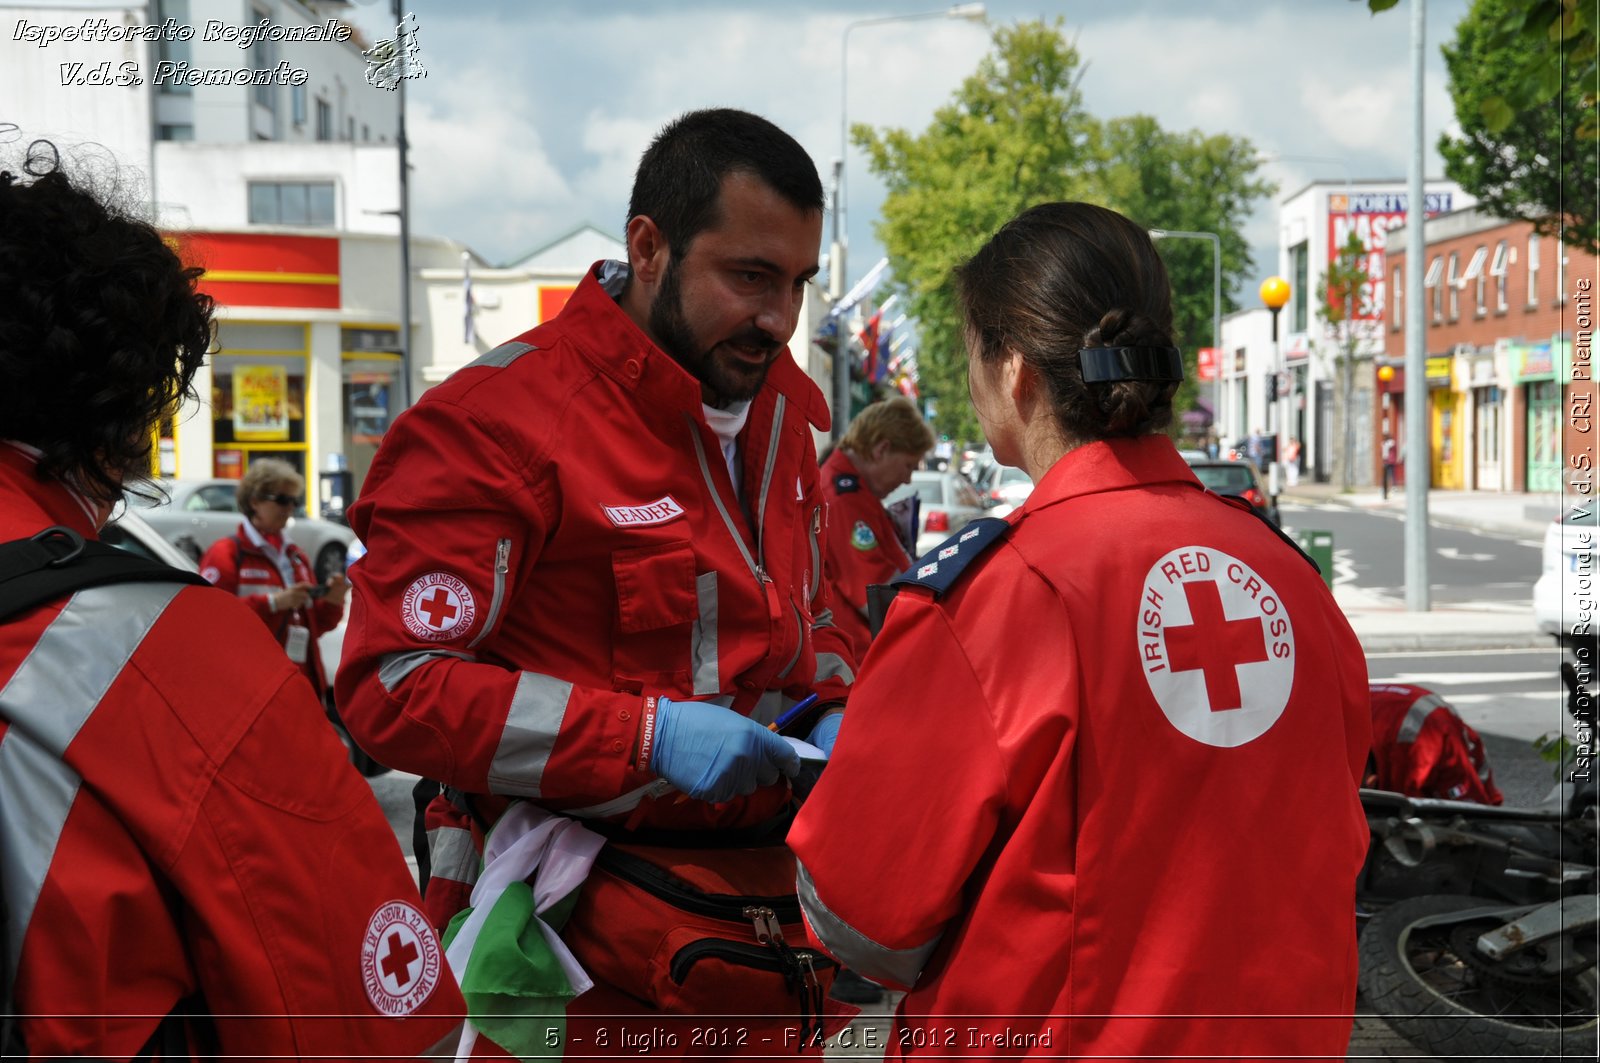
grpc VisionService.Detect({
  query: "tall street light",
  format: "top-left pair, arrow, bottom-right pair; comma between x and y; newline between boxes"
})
1260,276 -> 1291,498
1149,228 -> 1221,448
832,2 -> 985,439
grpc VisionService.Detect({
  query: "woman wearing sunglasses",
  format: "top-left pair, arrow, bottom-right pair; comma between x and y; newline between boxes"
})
198,457 -> 348,696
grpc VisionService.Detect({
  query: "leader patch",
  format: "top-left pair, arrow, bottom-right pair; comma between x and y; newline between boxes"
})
1136,546 -> 1295,748
850,520 -> 877,551
401,571 -> 477,641
361,900 -> 443,1016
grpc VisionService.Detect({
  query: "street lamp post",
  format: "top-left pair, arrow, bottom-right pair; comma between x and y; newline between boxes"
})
1149,228 -> 1221,450
1260,276 -> 1291,497
833,2 -> 985,440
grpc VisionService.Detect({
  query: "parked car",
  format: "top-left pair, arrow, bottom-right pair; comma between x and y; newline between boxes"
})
884,469 -> 988,556
1186,458 -> 1281,526
1534,505 -> 1599,643
126,478 -> 356,581
977,463 -> 1034,515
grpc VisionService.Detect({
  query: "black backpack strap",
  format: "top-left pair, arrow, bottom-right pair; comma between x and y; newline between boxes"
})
0,526 -> 210,623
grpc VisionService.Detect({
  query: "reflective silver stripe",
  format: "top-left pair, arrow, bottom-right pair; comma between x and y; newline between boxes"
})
812,607 -> 836,629
487,672 -> 573,796
796,861 -> 940,987
1397,692 -> 1450,743
691,571 -> 721,697
426,826 -> 481,887
466,341 -> 537,369
466,538 -> 512,650
236,583 -> 278,597
379,648 -> 477,692
754,395 -> 786,565
751,690 -> 792,727
0,581 -> 184,981
687,415 -> 760,582
814,651 -> 854,685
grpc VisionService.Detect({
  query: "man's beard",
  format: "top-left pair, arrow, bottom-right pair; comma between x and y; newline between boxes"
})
649,257 -> 779,405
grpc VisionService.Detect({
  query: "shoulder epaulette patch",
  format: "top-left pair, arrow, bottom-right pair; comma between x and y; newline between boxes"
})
889,517 -> 1009,599
833,473 -> 860,494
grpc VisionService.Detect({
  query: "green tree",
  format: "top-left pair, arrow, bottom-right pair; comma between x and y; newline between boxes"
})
855,19 -> 1271,442
1438,0 -> 1598,254
1315,231 -> 1371,490
1366,0 -> 1596,138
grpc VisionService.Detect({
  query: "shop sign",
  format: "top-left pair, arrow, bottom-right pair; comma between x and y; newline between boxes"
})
233,364 -> 289,440
349,372 -> 392,445
1515,341 -> 1555,381
1425,355 -> 1454,387
1326,190 -> 1453,323
1197,347 -> 1218,381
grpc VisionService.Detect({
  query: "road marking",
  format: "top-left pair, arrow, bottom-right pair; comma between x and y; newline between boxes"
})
1443,691 -> 1561,705
1382,671 -> 1555,685
1365,647 -> 1561,660
1438,547 -> 1496,562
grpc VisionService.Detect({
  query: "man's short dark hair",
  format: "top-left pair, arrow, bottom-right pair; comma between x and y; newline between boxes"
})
627,108 -> 824,257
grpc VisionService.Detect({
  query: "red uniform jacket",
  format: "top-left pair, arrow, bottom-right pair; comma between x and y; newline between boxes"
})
199,525 -> 343,692
819,449 -> 912,659
0,446 -> 461,1059
338,262 -> 857,926
792,436 -> 1371,1059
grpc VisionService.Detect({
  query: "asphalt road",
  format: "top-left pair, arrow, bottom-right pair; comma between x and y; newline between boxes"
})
1281,501 -> 1542,608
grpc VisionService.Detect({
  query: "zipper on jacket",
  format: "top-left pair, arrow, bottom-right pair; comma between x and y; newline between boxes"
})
597,846 -> 802,923
807,506 -> 822,602
667,937 -> 834,985
466,538 -> 511,649
753,395 -> 786,574
686,416 -> 762,586
775,601 -> 804,681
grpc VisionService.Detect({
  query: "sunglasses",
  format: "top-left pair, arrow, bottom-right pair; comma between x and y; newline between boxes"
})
259,493 -> 303,507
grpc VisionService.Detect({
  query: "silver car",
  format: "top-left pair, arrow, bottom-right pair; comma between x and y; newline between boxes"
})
126,478 -> 356,582
884,469 -> 988,557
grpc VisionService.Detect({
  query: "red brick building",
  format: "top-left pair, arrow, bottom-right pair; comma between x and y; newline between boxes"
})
1383,209 -> 1595,495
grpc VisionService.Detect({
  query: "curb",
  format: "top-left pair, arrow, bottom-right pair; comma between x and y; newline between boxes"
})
1356,630 -> 1553,654
1282,491 -> 1549,541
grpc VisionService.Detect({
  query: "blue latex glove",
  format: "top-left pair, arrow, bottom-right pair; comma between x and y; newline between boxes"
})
805,712 -> 843,758
651,696 -> 802,804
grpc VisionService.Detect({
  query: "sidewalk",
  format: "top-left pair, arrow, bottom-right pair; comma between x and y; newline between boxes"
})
1280,481 -> 1562,654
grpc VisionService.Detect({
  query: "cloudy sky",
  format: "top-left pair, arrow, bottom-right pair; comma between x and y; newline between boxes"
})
350,0 -> 1472,303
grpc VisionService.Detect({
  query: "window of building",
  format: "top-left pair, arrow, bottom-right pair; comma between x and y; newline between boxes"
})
1476,386 -> 1501,465
1462,245 -> 1487,316
250,6 -> 275,112
155,0 -> 191,95
248,181 -> 336,226
1527,233 -> 1540,307
1426,255 -> 1443,322
1490,240 -> 1509,312
362,123 -> 370,141
316,99 -> 333,141
1556,239 -> 1567,304
1290,242 -> 1308,334
347,116 -> 355,141
292,84 -> 307,126
1391,264 -> 1403,330
157,124 -> 194,141
1447,251 -> 1460,321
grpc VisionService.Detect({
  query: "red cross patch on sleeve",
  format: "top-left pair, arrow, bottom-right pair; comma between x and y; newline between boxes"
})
401,571 -> 478,642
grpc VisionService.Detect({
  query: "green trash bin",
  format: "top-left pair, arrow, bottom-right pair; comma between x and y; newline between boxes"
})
1294,529 -> 1335,588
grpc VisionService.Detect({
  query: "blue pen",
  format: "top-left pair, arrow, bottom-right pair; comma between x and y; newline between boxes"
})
768,693 -> 821,734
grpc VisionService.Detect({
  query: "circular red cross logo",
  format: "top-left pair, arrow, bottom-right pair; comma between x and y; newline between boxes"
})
401,572 -> 477,642
360,900 -> 442,1016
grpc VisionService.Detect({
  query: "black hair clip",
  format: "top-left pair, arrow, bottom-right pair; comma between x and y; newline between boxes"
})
1079,346 -> 1184,384
0,171 -> 14,187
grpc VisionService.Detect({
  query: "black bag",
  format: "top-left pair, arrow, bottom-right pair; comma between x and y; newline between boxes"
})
0,525 -> 213,1060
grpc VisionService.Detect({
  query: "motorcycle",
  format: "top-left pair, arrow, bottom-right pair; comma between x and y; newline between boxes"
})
1354,662 -> 1598,1060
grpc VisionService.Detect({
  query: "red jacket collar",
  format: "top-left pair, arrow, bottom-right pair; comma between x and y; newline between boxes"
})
1021,435 -> 1203,517
554,261 -> 832,435
0,443 -> 103,541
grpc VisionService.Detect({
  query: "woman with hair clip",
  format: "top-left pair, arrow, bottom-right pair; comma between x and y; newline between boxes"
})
791,202 -> 1370,1057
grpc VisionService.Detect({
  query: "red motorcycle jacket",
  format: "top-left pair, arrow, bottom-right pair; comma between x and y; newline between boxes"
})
792,436 -> 1371,1059
338,262 -> 857,918
199,525 -> 343,692
819,449 -> 912,659
0,447 -> 462,1059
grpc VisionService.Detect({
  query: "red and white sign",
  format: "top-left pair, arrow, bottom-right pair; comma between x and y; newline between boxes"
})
1327,190 -> 1453,322
1136,546 -> 1296,748
1196,347 -> 1219,382
602,495 -> 686,528
401,571 -> 477,641
360,900 -> 443,1016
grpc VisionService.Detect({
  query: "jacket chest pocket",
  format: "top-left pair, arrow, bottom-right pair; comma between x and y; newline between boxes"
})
610,541 -> 698,694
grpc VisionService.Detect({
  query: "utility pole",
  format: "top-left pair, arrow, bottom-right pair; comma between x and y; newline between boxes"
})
1404,0 -> 1431,611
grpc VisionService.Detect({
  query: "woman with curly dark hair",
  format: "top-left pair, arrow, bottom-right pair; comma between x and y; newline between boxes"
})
793,202 -> 1370,1058
0,143 -> 462,1059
